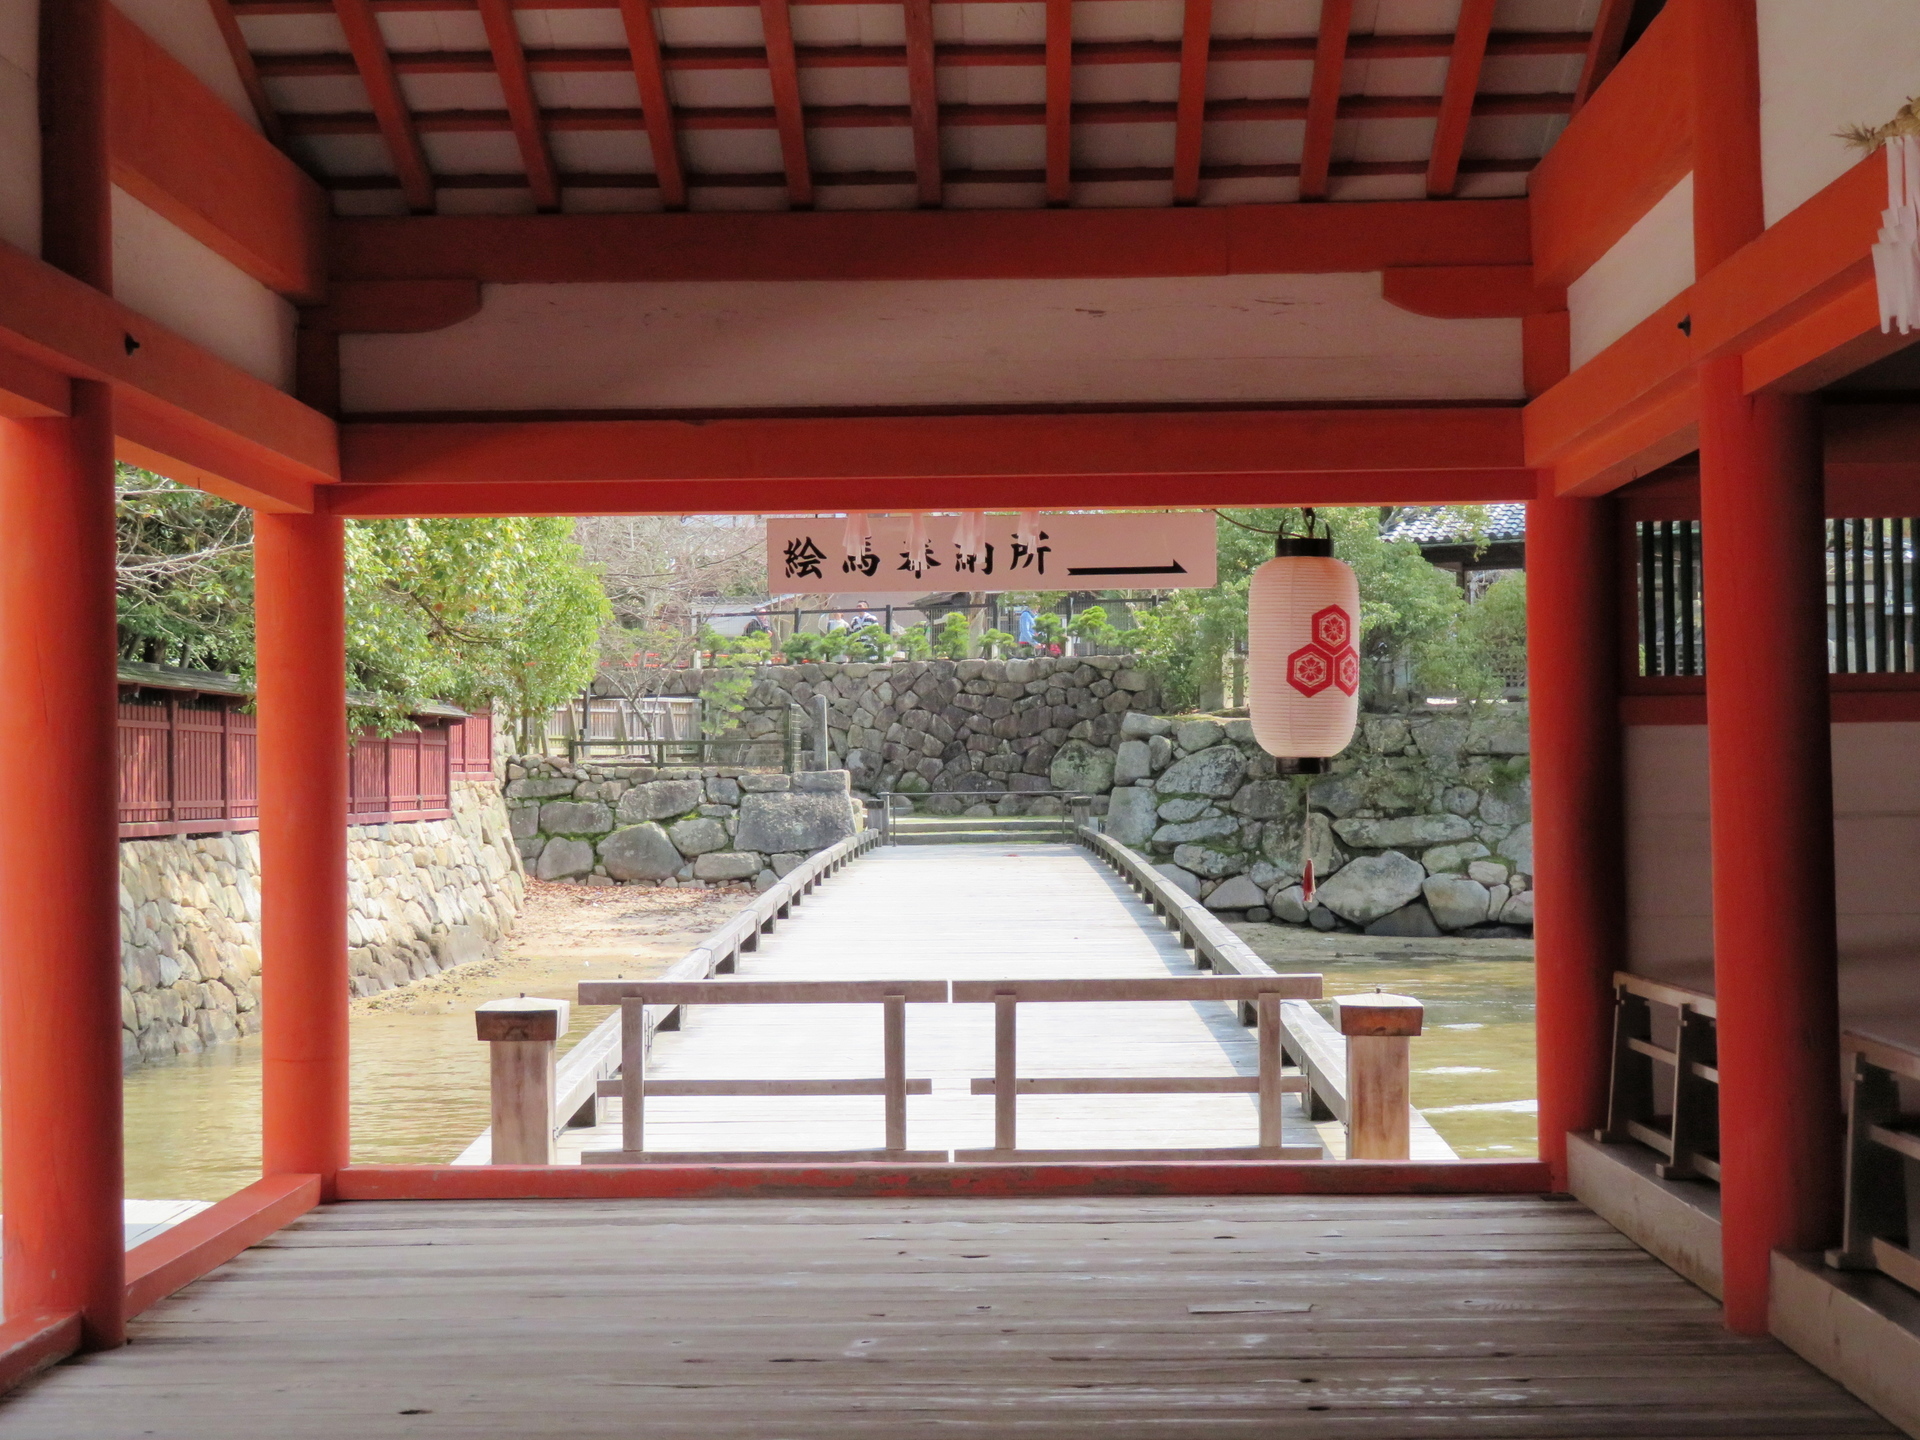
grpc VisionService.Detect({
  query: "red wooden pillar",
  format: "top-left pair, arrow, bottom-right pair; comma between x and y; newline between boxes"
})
1698,363 -> 1841,1333
0,386 -> 126,1348
1525,490 -> 1624,1189
1684,0 -> 1839,1335
0,0 -> 126,1351
255,515 -> 351,1194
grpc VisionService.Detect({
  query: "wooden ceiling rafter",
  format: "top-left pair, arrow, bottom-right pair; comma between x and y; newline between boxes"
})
615,0 -> 687,208
285,91 -> 1573,138
902,0 -> 941,207
330,0 -> 436,211
1426,0 -> 1495,197
323,155 -> 1538,195
1573,0 -> 1635,112
204,0 -> 288,144
758,0 -> 813,208
1298,0 -> 1351,201
1170,0 -> 1213,205
250,30 -> 1592,78
474,0 -> 560,209
1043,0 -> 1072,205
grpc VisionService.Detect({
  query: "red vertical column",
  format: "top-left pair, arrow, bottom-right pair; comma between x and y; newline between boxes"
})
1698,365 -> 1840,1333
0,0 -> 125,1350
1526,490 -> 1624,1189
1686,0 -> 1839,1335
255,515 -> 351,1193
0,387 -> 126,1348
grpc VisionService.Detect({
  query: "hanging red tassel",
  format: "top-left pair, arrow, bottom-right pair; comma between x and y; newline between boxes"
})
1301,838 -> 1316,908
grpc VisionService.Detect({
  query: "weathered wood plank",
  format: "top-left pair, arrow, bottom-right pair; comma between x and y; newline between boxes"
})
3,1195 -> 1894,1439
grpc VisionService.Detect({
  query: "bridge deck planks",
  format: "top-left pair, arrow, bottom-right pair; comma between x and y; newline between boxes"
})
557,843 -> 1449,1162
0,1194 -> 1894,1437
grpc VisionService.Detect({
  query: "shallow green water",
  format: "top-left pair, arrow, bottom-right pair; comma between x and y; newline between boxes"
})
120,924 -> 1536,1201
1229,925 -> 1538,1159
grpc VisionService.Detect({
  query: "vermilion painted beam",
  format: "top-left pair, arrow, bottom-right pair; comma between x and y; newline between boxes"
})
1525,290 -> 1696,469
335,1160 -> 1554,1200
332,0 -> 436,211
1170,0 -> 1213,204
106,6 -> 328,300
903,0 -> 941,206
329,199 -> 1532,282
0,239 -> 336,503
0,348 -> 69,420
1044,0 -> 1072,204
124,1174 -> 322,1316
204,0 -> 288,144
327,468 -> 1536,517
476,0 -> 561,210
1297,0 -> 1350,200
342,408 -> 1522,483
307,278 -> 484,333
0,1313 -> 83,1397
1425,0 -> 1493,197
1528,1 -> 1690,287
1691,153 -> 1882,368
1743,274 -> 1908,396
1571,0 -> 1634,112
1381,264 -> 1563,318
615,0 -> 686,209
760,0 -> 813,207
328,408 -> 1531,514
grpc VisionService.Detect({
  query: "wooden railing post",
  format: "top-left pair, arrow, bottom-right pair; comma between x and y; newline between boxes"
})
477,998 -> 569,1165
1337,993 -> 1423,1160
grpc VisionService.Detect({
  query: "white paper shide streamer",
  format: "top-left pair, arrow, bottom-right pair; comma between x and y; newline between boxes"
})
905,513 -> 930,577
1873,134 -> 1920,334
842,512 -> 872,562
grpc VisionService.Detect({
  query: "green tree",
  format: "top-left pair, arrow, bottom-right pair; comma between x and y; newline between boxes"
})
932,612 -> 972,659
1124,507 -> 1498,712
114,468 -> 609,732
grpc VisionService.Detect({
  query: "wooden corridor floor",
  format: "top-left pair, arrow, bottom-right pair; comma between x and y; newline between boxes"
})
0,1194 -> 1895,1438
556,843 -> 1450,1163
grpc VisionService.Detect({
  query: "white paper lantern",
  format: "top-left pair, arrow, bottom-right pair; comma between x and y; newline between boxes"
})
1248,538 -> 1361,765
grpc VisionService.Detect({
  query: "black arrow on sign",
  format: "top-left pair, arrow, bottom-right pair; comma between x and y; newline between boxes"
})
1066,560 -> 1189,577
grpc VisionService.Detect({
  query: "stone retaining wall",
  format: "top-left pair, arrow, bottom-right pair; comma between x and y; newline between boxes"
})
1103,707 -> 1532,937
507,759 -> 863,889
118,778 -> 524,1065
660,656 -> 1162,803
625,660 -> 1531,935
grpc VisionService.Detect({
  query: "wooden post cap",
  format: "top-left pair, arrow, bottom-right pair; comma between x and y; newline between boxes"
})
476,997 -> 569,1043
1334,993 -> 1423,1037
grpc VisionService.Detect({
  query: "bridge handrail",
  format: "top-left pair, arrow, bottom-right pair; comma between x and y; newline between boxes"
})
1078,825 -> 1419,1138
552,828 -> 882,1128
580,975 -> 1327,1164
1828,1029 -> 1920,1297
465,825 -> 882,1163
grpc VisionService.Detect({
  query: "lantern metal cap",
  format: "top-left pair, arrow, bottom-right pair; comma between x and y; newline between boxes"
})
1276,535 -> 1334,557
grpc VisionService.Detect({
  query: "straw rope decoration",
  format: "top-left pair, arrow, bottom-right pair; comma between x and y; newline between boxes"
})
1844,99 -> 1920,335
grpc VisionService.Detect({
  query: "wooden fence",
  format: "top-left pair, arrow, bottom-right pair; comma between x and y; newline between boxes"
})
118,692 -> 494,838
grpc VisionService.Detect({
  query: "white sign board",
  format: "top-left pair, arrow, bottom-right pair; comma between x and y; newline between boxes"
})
767,512 -> 1217,594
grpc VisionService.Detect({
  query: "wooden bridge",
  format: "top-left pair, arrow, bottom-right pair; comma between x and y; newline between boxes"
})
1,832 -> 1898,1438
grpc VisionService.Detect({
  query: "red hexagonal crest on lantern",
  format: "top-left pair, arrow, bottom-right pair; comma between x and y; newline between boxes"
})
1333,646 -> 1360,696
1312,605 -> 1351,652
1287,644 -> 1333,697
